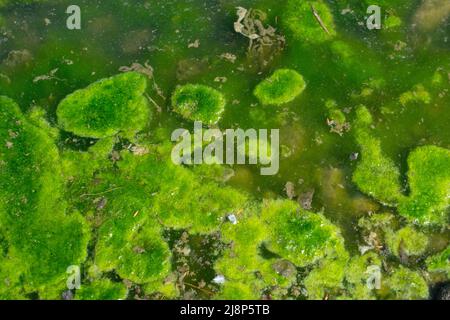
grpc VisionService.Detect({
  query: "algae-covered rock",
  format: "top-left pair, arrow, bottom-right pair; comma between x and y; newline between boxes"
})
0,96 -> 89,298
386,267 -> 429,300
352,106 -> 403,206
283,0 -> 336,43
386,226 -> 428,257
171,84 -> 226,125
75,279 -> 128,300
398,146 -> 450,226
254,69 -> 306,106
57,72 -> 150,139
262,200 -> 346,267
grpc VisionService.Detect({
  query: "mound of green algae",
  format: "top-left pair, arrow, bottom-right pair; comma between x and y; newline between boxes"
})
0,0 -> 448,300
283,0 -> 336,43
171,84 -> 226,125
352,106 -> 450,226
254,69 -> 306,106
0,96 -> 89,299
352,106 -> 403,206
57,72 -> 150,139
215,200 -> 349,299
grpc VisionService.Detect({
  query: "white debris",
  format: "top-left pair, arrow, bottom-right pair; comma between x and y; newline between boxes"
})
227,214 -> 238,225
212,275 -> 226,284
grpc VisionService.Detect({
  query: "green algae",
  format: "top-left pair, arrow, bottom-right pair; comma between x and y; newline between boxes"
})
426,245 -> 450,277
57,72 -> 150,139
262,200 -> 346,267
343,253 -> 383,300
352,106 -> 403,206
0,96 -> 89,298
385,267 -> 429,300
254,69 -> 306,106
386,226 -> 428,257
0,0 -> 448,301
352,107 -> 450,226
75,279 -> 128,300
398,146 -> 450,226
283,0 -> 336,43
171,84 -> 226,125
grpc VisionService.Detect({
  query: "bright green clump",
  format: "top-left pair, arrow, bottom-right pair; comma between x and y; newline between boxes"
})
171,84 -> 226,125
399,84 -> 431,106
57,72 -> 150,139
0,96 -> 89,298
76,279 -> 128,300
95,221 -> 171,284
304,256 -> 348,300
398,146 -> 450,225
254,69 -> 306,106
343,253 -> 383,300
386,267 -> 429,300
283,0 -> 336,43
262,200 -> 346,267
352,107 -> 450,225
216,209 -> 299,300
426,245 -> 450,277
215,212 -> 268,300
352,106 -> 403,206
386,226 -> 428,257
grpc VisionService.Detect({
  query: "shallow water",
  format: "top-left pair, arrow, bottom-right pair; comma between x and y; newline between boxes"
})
0,0 -> 449,299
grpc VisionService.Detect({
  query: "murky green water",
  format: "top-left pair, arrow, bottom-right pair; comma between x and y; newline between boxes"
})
0,0 -> 449,300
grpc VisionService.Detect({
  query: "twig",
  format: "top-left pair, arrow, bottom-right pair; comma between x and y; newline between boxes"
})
80,187 -> 122,198
311,5 -> 331,35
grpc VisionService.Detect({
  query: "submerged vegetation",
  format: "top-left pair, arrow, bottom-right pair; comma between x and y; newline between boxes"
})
171,84 -> 226,125
0,0 -> 449,300
254,69 -> 306,106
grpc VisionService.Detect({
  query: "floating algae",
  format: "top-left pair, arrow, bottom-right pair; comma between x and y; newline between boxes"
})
0,0 -> 448,301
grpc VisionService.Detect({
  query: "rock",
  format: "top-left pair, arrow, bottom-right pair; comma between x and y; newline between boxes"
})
298,190 -> 314,210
